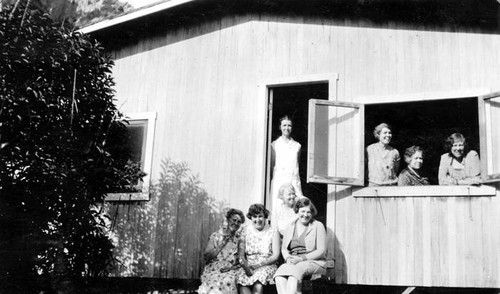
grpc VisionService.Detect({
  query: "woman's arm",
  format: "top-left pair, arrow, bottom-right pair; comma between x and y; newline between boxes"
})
438,154 -> 453,185
393,150 -> 400,175
281,230 -> 291,262
203,233 -> 228,262
238,236 -> 253,276
303,222 -> 326,261
271,142 -> 276,179
460,151 -> 481,185
251,229 -> 281,270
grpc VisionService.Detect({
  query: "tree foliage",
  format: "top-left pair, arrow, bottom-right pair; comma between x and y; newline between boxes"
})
0,4 -> 143,292
0,0 -> 133,29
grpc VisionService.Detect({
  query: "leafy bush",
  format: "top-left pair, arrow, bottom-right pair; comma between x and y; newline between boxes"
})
0,4 -> 144,292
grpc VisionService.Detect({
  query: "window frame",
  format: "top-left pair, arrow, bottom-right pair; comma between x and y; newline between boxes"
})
307,99 -> 365,186
106,112 -> 157,201
478,91 -> 500,184
307,89 -> 499,197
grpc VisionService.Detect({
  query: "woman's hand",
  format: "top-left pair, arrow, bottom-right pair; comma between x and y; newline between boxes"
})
244,266 -> 254,276
205,235 -> 230,262
220,263 -> 240,273
249,264 -> 259,271
286,256 -> 303,265
458,177 -> 481,185
241,262 -> 254,276
220,266 -> 231,273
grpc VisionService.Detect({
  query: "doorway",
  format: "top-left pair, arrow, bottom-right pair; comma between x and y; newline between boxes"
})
266,83 -> 328,224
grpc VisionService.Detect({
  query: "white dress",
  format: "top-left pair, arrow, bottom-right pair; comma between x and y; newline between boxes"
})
272,203 -> 297,236
270,137 -> 304,211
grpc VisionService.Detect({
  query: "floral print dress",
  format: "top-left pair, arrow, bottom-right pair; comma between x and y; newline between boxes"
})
236,225 -> 278,286
198,229 -> 241,294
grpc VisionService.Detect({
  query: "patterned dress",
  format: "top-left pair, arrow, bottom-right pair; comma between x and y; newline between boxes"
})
236,225 -> 278,286
198,229 -> 241,294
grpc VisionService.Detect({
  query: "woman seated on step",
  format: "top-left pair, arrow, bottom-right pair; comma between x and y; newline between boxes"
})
236,204 -> 280,294
198,208 -> 245,294
273,198 -> 326,294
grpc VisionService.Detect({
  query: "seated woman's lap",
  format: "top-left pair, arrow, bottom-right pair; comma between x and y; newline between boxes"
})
274,261 -> 326,280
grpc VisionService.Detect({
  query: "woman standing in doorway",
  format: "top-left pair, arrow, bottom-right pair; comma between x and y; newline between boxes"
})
271,115 -> 304,212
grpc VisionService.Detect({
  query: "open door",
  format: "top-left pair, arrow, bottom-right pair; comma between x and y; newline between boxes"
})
307,99 -> 365,186
478,91 -> 500,184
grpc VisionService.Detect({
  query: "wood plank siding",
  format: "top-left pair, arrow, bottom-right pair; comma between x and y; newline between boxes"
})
100,6 -> 500,287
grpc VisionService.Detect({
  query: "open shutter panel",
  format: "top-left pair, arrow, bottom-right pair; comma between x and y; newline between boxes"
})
478,91 -> 500,184
307,99 -> 364,186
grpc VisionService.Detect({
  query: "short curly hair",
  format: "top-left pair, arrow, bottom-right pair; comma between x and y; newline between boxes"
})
444,133 -> 468,155
404,146 -> 424,164
226,208 -> 245,223
373,123 -> 392,140
246,204 -> 269,219
277,183 -> 296,201
293,197 -> 318,217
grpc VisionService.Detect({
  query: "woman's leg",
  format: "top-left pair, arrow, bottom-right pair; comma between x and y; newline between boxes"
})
274,277 -> 288,294
286,276 -> 299,294
251,282 -> 263,294
239,285 -> 252,294
295,280 -> 302,294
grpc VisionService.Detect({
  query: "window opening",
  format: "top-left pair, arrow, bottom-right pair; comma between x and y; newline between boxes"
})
307,91 -> 500,196
365,97 -> 479,185
106,112 -> 156,201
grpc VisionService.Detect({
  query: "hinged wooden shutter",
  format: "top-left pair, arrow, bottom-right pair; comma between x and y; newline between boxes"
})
478,91 -> 500,184
307,99 -> 365,186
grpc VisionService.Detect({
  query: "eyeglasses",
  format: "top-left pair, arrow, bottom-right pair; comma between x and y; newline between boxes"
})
229,217 -> 243,224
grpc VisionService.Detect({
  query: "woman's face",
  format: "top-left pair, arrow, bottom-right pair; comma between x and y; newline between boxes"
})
408,151 -> 423,170
297,205 -> 313,225
282,189 -> 297,208
251,213 -> 267,231
280,119 -> 292,137
378,127 -> 392,145
227,214 -> 243,233
450,140 -> 465,159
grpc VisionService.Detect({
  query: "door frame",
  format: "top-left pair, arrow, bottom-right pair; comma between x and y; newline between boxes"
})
257,73 -> 339,211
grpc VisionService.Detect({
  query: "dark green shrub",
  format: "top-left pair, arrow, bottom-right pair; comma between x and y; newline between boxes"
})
0,4 -> 144,292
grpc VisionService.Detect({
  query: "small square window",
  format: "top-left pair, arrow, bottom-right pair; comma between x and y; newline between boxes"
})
106,112 -> 156,201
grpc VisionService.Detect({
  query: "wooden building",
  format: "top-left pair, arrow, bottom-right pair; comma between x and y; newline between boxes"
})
81,0 -> 500,289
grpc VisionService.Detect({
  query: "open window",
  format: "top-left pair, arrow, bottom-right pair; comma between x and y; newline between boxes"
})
478,91 -> 500,184
307,99 -> 364,186
106,112 -> 157,201
308,91 -> 500,197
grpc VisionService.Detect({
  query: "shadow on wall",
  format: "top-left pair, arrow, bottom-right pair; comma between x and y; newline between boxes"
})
106,158 -> 229,279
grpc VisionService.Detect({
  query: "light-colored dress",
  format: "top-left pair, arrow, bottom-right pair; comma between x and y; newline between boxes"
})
236,225 -> 278,286
272,203 -> 297,236
274,219 -> 326,280
438,151 -> 481,185
198,229 -> 241,294
367,142 -> 400,186
271,137 -> 304,210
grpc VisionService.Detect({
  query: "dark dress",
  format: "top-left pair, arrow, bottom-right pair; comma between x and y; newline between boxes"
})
398,167 -> 430,186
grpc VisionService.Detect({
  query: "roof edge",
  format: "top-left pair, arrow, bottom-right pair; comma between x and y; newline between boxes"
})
77,0 -> 197,34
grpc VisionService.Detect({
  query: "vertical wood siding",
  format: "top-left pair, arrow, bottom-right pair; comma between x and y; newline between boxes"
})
106,12 -> 500,285
334,193 -> 500,288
